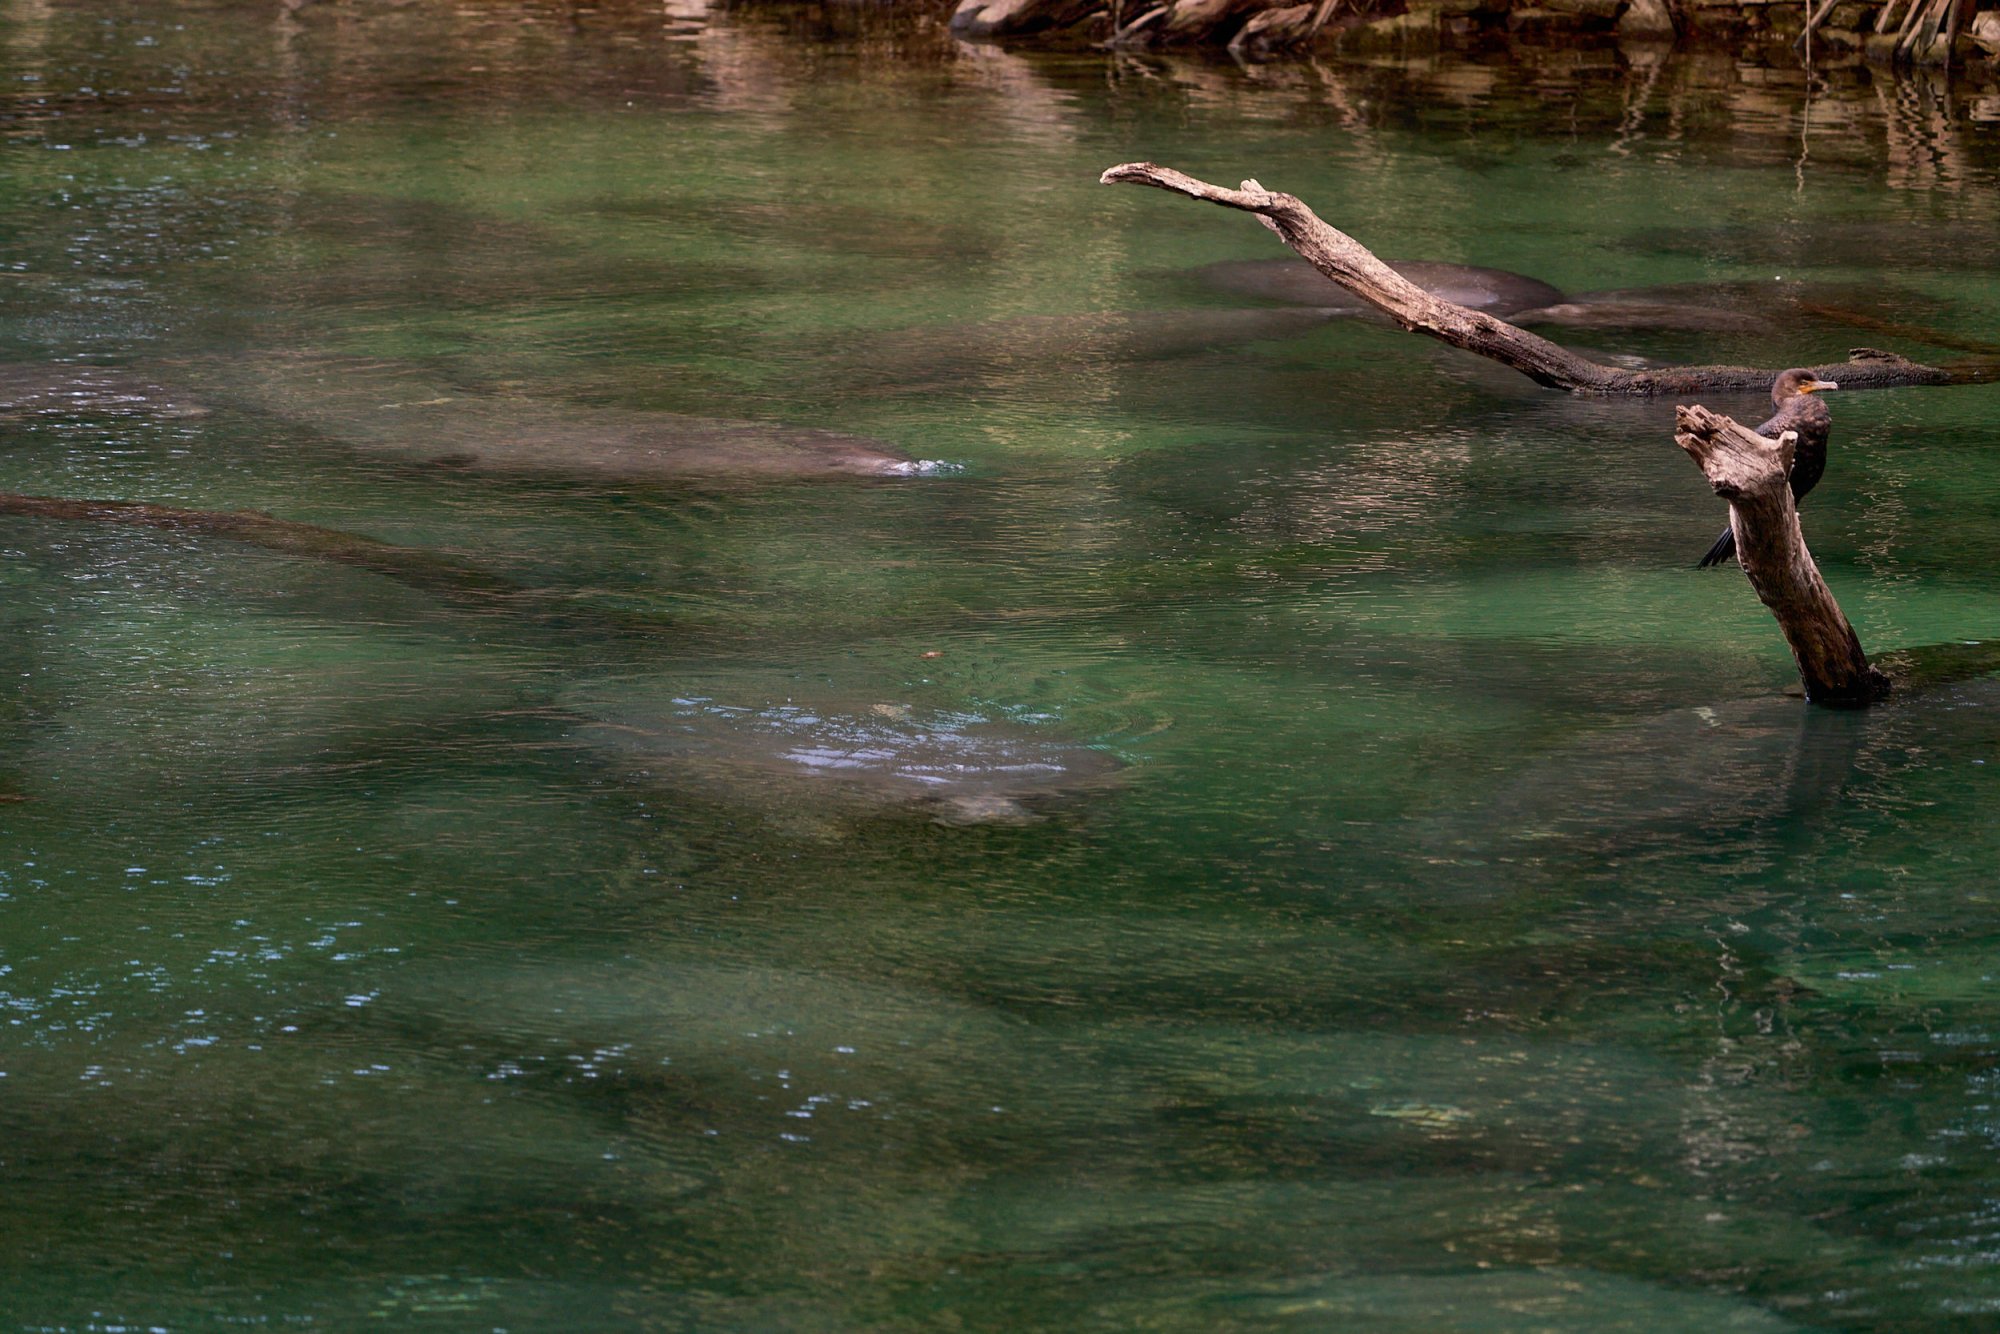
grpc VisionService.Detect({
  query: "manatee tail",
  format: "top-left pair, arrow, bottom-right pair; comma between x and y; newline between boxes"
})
1697,526 -> 1737,569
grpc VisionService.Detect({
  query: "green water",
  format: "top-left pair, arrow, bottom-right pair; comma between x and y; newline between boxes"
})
5,2 -> 2000,1328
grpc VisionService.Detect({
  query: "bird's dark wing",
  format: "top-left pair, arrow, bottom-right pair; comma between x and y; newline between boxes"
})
1787,413 -> 1830,502
1701,397 -> 1833,564
1697,524 -> 1737,568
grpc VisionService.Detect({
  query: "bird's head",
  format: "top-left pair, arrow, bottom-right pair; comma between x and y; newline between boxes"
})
1774,368 -> 1840,403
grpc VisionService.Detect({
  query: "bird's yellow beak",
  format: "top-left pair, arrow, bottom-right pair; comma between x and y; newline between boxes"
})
1803,379 -> 1839,393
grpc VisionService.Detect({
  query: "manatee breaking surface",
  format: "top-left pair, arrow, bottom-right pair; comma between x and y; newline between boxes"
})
566,677 -> 1123,825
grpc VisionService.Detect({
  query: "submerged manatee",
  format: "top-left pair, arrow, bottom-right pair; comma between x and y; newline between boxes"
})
1198,264 -> 1951,344
950,307 -> 1340,361
838,306 -> 1340,391
1196,258 -> 1565,316
1425,662 -> 2000,888
1509,294 -> 1771,334
1510,280 -> 1860,335
184,356 -> 934,481
1632,219 -> 2000,272
1504,279 -> 1963,341
566,678 -> 1122,825
0,363 -> 208,418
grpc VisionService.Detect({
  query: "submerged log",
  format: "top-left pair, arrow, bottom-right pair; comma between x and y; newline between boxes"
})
1099,162 -> 1993,395
1673,406 -> 1889,707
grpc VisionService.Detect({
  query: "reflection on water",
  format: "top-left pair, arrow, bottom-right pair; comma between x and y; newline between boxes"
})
4,0 -> 2000,1328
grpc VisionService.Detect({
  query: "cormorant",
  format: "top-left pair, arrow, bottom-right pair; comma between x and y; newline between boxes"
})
1696,368 -> 1839,568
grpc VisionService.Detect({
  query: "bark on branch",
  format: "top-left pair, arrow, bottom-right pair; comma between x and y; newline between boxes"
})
1100,161 -> 1987,395
1674,406 -> 1889,706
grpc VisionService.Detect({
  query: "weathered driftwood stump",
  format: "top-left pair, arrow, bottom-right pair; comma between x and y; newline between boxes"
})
1099,161 -> 1989,395
1673,406 -> 1888,707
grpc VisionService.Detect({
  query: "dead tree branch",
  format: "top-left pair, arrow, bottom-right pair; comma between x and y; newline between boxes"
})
1674,406 -> 1889,706
1099,162 -> 1990,395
